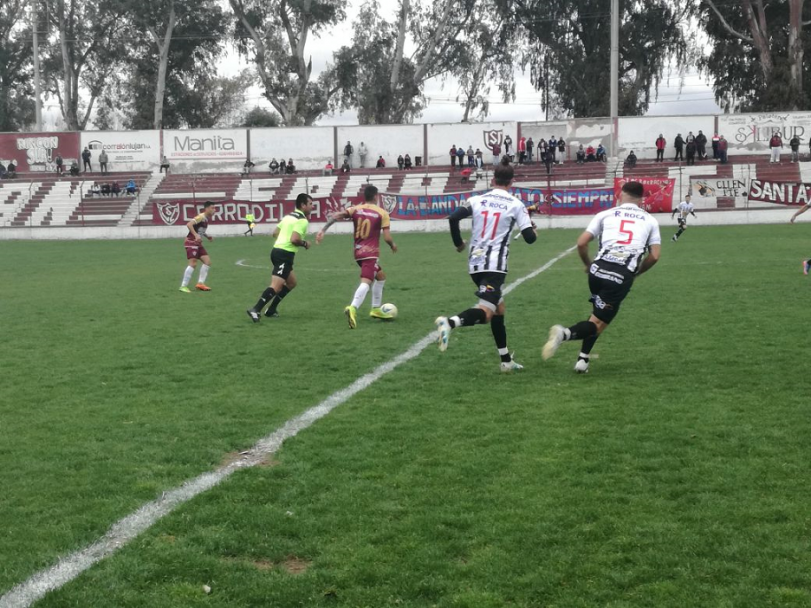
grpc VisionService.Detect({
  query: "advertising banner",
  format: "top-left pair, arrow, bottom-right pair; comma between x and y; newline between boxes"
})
163,128 -> 248,161
719,113 -> 811,154
81,130 -> 161,171
0,132 -> 80,172
690,177 -> 749,204
152,197 -> 356,226
747,179 -> 811,206
614,177 -> 675,213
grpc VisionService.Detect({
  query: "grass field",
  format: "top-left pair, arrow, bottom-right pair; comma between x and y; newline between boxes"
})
2,223 -> 811,607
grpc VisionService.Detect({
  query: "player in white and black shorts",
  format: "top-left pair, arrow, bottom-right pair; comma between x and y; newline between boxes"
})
542,181 -> 662,373
671,195 -> 696,241
434,159 -> 537,373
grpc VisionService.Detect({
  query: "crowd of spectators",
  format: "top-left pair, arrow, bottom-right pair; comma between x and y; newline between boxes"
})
84,179 -> 138,197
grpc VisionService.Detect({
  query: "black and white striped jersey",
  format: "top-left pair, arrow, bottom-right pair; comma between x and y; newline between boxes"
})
465,189 -> 533,274
586,203 -> 661,273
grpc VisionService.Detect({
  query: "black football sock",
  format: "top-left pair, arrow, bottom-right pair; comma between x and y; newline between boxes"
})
490,315 -> 511,362
449,307 -> 487,328
567,321 -> 597,341
675,228 -> 685,238
266,286 -> 290,314
581,333 -> 600,355
253,287 -> 276,311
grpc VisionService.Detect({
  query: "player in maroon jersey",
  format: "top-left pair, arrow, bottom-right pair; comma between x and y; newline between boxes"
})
179,201 -> 216,293
316,185 -> 398,328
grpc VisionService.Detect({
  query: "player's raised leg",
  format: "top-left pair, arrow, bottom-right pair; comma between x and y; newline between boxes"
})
346,260 -> 376,328
492,307 -> 522,373
369,267 -> 394,319
196,255 -> 212,291
542,317 -> 603,373
265,272 -> 297,317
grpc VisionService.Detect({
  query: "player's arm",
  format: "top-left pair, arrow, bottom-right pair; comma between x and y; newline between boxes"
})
790,204 -> 810,223
637,244 -> 661,275
516,207 -> 537,244
576,230 -> 594,268
272,226 -> 280,239
316,209 -> 351,243
186,215 -> 203,241
448,205 -> 472,252
382,226 -> 397,253
290,230 -> 310,250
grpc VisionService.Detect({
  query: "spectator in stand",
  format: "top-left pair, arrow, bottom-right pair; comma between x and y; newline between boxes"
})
491,141 -> 501,165
286,159 -> 296,174
674,133 -> 684,161
101,183 -> 112,196
790,134 -> 801,163
517,137 -> 526,164
538,138 -> 548,164
695,131 -> 708,160
769,131 -> 783,163
686,139 -> 697,166
81,147 -> 92,172
160,155 -> 171,174
712,133 -> 720,160
70,160 -> 80,176
459,166 -> 473,184
242,159 -> 256,176
456,145 -> 465,167
686,131 -> 695,145
526,137 -> 534,163
111,181 -> 121,196
99,149 -> 109,175
323,160 -> 334,176
625,151 -> 637,168
6,160 -> 16,178
125,179 -> 138,195
0,162 -> 6,179
544,149 -> 554,175
718,135 -> 729,164
88,183 -> 101,197
467,145 -> 475,167
450,145 -> 457,168
475,148 -> 483,168
558,137 -> 566,164
358,142 -> 368,168
655,134 -> 666,162
504,135 -> 513,159
404,154 -> 413,170
549,135 -> 558,163
397,154 -> 405,170
344,141 -> 354,168
576,145 -> 586,164
279,159 -> 287,174
341,158 -> 351,173
376,156 -> 386,168
55,153 -> 64,175
596,143 -> 607,162
586,145 -> 596,162
269,158 -> 280,174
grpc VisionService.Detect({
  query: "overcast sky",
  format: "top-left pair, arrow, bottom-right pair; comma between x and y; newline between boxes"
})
221,2 -> 722,125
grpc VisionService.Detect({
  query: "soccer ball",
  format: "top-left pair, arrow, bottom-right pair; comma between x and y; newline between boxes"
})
381,303 -> 398,318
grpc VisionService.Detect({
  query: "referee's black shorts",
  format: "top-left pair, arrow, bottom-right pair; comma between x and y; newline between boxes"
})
270,248 -> 296,280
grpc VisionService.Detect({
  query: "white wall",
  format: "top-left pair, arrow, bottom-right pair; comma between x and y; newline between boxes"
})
336,125 -> 424,169
163,128 -> 248,173
426,121 -> 518,166
618,115 -> 716,159
250,127 -> 334,171
81,130 -> 161,172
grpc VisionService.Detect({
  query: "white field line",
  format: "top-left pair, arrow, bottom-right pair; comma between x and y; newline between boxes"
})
0,245 -> 575,608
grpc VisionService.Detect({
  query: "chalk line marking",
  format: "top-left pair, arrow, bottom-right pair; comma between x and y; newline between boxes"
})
0,246 -> 575,608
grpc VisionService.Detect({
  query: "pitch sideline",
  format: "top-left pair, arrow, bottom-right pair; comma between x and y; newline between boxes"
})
0,245 -> 575,608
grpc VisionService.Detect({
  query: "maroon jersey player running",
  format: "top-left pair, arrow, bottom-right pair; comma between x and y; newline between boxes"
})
316,184 -> 398,328
179,201 -> 216,293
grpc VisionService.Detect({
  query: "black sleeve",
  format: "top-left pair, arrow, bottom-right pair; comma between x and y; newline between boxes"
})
448,205 -> 472,248
521,227 -> 537,244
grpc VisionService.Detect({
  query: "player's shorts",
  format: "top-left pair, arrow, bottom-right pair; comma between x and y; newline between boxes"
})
184,239 -> 208,260
356,258 -> 381,281
470,272 -> 506,310
678,217 -> 687,228
587,262 -> 635,324
270,248 -> 296,280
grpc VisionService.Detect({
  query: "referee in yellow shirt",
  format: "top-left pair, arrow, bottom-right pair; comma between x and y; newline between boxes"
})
244,211 -> 256,236
247,193 -> 314,322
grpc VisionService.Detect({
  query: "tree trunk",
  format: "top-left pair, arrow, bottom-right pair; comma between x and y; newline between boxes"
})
152,1 -> 176,129
789,0 -> 804,108
390,0 -> 409,97
743,0 -> 773,84
57,0 -> 79,130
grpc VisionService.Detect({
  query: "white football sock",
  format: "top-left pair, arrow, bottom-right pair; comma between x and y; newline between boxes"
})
371,280 -> 385,308
351,283 -> 370,308
181,265 -> 194,287
199,264 -> 210,284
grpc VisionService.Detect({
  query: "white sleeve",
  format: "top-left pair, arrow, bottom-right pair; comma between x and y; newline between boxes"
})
585,212 -> 603,236
647,218 -> 662,246
514,203 -> 533,231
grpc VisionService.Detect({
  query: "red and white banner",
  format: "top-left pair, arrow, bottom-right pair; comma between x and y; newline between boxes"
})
0,132 -> 80,172
152,197 -> 360,226
613,177 -> 674,213
748,179 -> 811,206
